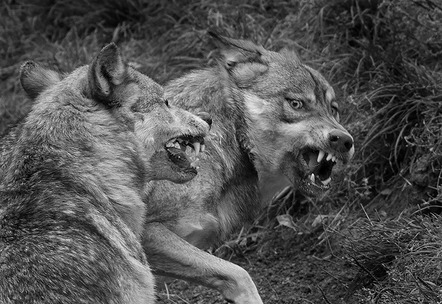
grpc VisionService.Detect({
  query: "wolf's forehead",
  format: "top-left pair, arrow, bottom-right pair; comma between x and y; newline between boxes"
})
130,68 -> 162,90
131,71 -> 164,101
291,65 -> 335,103
269,63 -> 332,94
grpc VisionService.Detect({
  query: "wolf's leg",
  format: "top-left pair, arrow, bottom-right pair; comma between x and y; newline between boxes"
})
143,222 -> 263,304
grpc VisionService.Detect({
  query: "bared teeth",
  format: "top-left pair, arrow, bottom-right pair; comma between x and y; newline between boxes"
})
165,139 -> 181,149
317,151 -> 338,163
190,155 -> 200,168
185,145 -> 193,155
317,150 -> 325,163
324,152 -> 337,163
193,142 -> 201,156
310,173 -> 315,183
166,135 -> 207,157
321,177 -> 331,186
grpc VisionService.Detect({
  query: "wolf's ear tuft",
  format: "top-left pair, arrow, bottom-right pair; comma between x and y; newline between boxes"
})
20,61 -> 62,99
209,32 -> 268,87
89,43 -> 127,107
208,31 -> 266,69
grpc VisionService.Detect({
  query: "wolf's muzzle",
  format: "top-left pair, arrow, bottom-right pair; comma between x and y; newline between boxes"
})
328,129 -> 354,153
197,112 -> 212,128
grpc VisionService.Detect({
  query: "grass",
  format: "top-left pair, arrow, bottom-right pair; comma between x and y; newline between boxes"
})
342,215 -> 442,303
1,0 -> 442,302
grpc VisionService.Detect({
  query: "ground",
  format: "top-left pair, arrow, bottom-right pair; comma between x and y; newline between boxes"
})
157,226 -> 357,304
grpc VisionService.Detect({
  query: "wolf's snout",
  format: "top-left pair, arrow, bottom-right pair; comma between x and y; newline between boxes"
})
197,112 -> 212,128
328,130 -> 353,153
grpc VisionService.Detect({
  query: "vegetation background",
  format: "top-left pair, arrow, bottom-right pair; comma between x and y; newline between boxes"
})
1,0 -> 441,303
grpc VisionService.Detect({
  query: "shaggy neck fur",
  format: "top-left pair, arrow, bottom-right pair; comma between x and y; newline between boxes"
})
165,65 -> 266,238
2,70 -> 148,240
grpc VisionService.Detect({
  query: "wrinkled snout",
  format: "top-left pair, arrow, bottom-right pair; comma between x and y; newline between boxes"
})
328,129 -> 354,153
197,111 -> 212,129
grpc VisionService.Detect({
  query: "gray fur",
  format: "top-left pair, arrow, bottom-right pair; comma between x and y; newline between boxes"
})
0,43 -> 210,303
141,34 -> 354,304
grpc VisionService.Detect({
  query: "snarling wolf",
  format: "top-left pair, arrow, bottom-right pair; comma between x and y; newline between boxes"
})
0,43 -> 209,303
142,34 -> 355,303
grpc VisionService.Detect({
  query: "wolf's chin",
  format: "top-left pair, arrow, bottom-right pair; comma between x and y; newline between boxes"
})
147,150 -> 198,184
168,165 -> 198,184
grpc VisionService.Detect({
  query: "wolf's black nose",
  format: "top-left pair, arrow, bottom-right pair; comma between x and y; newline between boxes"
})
328,129 -> 353,152
197,112 -> 212,127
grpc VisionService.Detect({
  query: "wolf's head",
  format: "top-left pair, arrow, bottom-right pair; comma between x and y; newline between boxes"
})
211,33 -> 354,197
19,44 -> 211,185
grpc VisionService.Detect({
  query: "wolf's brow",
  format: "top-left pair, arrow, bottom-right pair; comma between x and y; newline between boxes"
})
305,67 -> 326,106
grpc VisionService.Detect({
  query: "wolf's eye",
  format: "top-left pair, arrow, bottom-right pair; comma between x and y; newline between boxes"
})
331,105 -> 340,121
286,98 -> 303,110
164,99 -> 170,107
331,102 -> 339,116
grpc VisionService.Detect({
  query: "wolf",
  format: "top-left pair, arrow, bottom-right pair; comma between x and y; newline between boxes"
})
0,64 -> 63,179
141,33 -> 355,304
0,43 -> 209,303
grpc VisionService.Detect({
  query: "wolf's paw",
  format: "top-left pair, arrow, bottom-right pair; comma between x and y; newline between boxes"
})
221,267 -> 263,304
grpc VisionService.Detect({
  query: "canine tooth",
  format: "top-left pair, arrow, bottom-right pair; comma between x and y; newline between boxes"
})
190,157 -> 200,168
310,173 -> 315,183
332,156 -> 337,162
201,144 -> 205,153
317,150 -> 325,163
321,177 -> 332,186
193,142 -> 201,156
326,153 -> 333,161
185,145 -> 193,155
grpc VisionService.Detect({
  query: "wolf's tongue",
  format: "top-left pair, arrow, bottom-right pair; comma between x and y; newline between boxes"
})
307,152 -> 318,170
167,147 -> 190,168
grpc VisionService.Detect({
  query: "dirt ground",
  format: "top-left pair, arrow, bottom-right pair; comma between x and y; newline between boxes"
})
156,226 -> 358,304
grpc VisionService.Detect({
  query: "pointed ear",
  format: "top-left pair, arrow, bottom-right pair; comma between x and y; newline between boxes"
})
88,43 -> 127,107
20,61 -> 62,99
208,31 -> 267,68
208,32 -> 268,87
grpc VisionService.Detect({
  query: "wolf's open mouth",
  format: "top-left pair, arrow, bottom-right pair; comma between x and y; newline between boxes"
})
165,134 -> 205,171
301,148 -> 337,190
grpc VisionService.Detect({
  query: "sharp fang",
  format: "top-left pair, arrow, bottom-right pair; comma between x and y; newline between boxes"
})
332,156 -> 337,162
310,173 -> 315,183
321,177 -> 332,185
317,150 -> 325,163
201,144 -> 205,153
193,142 -> 201,156
185,145 -> 192,155
326,153 -> 333,161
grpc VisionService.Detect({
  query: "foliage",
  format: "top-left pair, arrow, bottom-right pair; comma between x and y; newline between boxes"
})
343,215 -> 442,303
